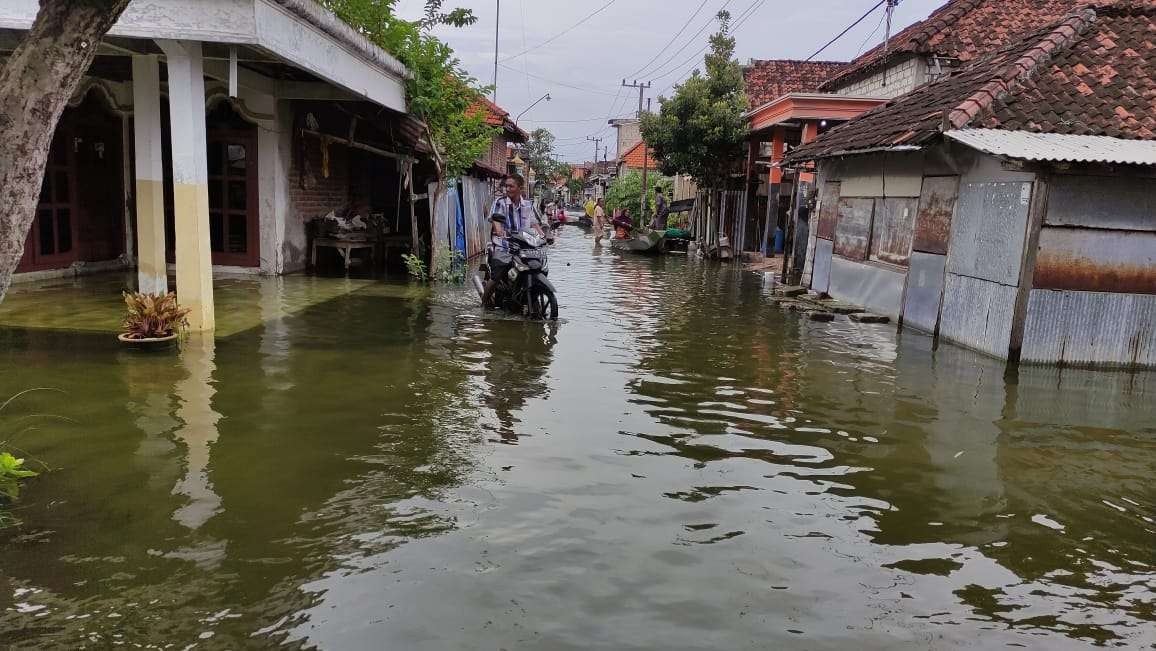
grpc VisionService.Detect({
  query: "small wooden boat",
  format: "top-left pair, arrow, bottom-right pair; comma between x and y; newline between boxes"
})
611,230 -> 666,254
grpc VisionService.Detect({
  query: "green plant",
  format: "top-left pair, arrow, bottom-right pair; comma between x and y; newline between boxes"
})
121,291 -> 190,339
323,0 -> 495,180
640,11 -> 748,189
0,388 -> 61,527
432,244 -> 464,283
0,452 -> 36,500
605,171 -> 673,226
567,178 -> 584,201
402,252 -> 428,281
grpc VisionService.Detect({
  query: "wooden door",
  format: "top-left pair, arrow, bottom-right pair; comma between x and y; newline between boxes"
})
18,127 -> 78,271
205,132 -> 259,266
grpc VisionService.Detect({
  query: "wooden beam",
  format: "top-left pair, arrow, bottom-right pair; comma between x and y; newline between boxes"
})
1008,174 -> 1049,363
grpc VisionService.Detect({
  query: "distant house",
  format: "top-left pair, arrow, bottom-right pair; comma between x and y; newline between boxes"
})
609,118 -> 643,159
469,98 -> 528,183
735,58 -> 885,258
428,98 -> 529,263
616,140 -> 656,178
785,4 -> 1156,368
819,0 -> 1118,99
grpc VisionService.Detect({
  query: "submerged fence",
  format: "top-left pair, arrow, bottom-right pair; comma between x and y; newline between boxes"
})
429,176 -> 497,271
690,189 -> 750,257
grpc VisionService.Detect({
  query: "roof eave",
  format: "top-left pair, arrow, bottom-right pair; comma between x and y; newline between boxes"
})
783,144 -> 923,166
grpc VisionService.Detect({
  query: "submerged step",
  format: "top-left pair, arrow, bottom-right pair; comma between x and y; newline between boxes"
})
809,312 -> 836,322
849,312 -> 890,324
775,285 -> 807,297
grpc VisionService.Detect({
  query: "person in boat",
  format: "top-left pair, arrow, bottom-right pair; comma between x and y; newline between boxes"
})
482,173 -> 546,308
612,208 -> 633,239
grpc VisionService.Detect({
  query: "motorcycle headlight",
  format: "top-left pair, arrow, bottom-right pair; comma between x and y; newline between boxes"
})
507,267 -> 518,281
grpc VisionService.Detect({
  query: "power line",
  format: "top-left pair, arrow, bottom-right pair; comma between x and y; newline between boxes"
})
498,63 -> 620,96
805,0 -> 887,61
623,0 -> 712,80
649,0 -> 765,88
631,0 -> 733,81
499,0 -> 619,63
524,117 -> 610,124
855,11 -> 889,58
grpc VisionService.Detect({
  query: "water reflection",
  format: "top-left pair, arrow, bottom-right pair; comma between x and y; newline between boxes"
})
0,234 -> 1152,649
170,333 -> 222,532
475,320 -> 558,442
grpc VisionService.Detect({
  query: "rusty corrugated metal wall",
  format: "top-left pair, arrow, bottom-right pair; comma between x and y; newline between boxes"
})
461,177 -> 494,259
1019,174 -> 1156,367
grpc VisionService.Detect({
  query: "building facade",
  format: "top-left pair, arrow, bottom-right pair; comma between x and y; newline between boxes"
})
1,0 -> 429,331
787,4 -> 1156,368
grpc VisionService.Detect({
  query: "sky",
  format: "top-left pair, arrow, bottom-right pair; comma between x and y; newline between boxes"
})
395,0 -> 946,162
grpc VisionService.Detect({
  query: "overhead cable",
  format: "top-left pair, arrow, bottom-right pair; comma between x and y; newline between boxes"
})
805,0 -> 887,61
499,0 -> 618,62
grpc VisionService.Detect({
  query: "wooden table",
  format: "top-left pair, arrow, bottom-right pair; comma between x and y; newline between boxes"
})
311,237 -> 374,274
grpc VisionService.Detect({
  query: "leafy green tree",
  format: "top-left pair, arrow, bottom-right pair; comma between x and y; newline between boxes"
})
567,177 -> 584,201
605,171 -> 672,226
523,128 -> 559,187
323,0 -> 495,179
640,10 -> 747,189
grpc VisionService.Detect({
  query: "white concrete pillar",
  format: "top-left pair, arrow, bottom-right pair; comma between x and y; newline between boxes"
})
131,54 -> 168,295
158,40 -> 214,331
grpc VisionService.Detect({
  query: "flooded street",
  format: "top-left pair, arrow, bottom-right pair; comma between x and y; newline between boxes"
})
1,228 -> 1154,649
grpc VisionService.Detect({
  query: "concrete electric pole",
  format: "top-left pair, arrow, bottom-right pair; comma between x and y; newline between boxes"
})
622,79 -> 652,222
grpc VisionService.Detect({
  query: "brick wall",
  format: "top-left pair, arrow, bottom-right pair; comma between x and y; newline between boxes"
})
833,54 -> 928,99
482,134 -> 508,174
289,136 -> 352,220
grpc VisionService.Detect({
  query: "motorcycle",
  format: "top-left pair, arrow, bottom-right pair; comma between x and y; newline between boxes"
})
474,230 -> 559,320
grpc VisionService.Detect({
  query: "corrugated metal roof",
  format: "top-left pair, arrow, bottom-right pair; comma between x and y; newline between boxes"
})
945,129 -> 1156,165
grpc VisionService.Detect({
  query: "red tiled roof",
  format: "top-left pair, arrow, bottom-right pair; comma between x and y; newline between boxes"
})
786,4 -> 1156,162
468,97 -> 529,141
619,140 -> 656,169
743,59 -> 847,108
983,3 -> 1156,138
819,0 -> 1117,92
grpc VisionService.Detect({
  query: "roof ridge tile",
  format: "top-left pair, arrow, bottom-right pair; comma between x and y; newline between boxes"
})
942,8 -> 1097,130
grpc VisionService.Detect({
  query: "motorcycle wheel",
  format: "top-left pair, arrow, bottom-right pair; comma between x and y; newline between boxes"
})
529,285 -> 559,321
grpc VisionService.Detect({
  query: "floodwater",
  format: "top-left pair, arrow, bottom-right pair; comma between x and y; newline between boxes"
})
1,231 -> 1153,650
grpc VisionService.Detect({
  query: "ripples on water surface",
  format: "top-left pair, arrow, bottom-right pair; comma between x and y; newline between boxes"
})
0,231 -> 1153,649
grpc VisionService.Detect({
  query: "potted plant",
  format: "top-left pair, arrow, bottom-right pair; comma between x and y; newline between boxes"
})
118,291 -> 190,349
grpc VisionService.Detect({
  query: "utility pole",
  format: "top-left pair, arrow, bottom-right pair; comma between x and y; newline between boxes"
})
621,79 -> 652,118
586,135 -> 602,169
882,0 -> 900,87
623,78 -> 653,223
641,97 -> 651,226
492,0 -> 500,102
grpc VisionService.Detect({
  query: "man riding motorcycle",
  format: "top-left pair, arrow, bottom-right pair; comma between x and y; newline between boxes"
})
482,173 -> 549,309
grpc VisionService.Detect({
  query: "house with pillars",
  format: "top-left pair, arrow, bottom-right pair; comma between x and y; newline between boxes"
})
740,59 -> 885,261
0,0 -> 432,332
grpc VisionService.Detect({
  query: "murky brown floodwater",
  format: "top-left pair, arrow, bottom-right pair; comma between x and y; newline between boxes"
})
1,230 -> 1153,649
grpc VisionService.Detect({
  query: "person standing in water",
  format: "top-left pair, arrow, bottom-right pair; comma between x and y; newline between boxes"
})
593,198 -> 607,244
652,189 -> 670,231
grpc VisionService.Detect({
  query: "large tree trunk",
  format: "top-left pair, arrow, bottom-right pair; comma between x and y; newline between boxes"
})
0,0 -> 130,303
